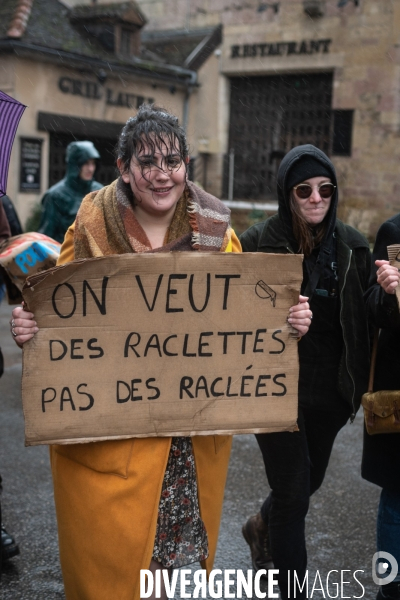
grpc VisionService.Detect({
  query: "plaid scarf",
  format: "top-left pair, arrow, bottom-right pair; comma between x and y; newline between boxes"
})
74,178 -> 231,258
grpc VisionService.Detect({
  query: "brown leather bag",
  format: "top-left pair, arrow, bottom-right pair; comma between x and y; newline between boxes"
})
362,329 -> 400,435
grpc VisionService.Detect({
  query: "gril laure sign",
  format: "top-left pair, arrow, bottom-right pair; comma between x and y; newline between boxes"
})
231,38 -> 332,59
58,76 -> 154,109
21,253 -> 303,446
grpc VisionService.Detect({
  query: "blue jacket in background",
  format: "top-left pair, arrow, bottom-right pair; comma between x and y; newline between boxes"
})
38,141 -> 102,243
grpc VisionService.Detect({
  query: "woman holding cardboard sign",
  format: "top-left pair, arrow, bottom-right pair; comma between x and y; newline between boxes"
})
11,106 -> 311,600
240,145 -> 371,600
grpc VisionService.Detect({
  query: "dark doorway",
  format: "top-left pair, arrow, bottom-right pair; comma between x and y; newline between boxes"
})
226,72 -> 333,199
48,132 -> 118,188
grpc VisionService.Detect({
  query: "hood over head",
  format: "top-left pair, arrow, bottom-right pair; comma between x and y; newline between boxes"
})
65,140 -> 100,193
66,140 -> 100,168
276,144 -> 338,252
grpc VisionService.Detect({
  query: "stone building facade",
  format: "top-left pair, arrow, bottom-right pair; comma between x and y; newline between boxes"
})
2,0 -> 400,237
137,0 -> 400,238
0,0 -> 200,225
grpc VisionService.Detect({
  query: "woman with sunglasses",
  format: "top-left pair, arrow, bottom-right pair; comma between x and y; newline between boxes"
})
240,144 -> 371,599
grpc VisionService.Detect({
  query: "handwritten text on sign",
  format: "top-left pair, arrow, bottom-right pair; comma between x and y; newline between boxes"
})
21,253 -> 303,445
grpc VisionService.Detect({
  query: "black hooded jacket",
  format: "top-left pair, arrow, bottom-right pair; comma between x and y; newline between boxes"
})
1,195 -> 23,236
240,145 -> 371,416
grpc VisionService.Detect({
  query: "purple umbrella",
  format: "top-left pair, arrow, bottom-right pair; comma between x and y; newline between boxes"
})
0,90 -> 27,197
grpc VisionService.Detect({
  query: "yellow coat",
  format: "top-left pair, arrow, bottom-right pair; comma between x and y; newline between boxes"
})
50,224 -> 242,600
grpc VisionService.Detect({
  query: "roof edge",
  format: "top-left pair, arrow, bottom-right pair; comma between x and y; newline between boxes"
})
184,24 -> 222,71
0,39 -> 197,85
70,1 -> 147,28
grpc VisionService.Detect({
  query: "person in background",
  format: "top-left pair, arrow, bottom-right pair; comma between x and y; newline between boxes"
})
0,201 -> 19,566
0,194 -> 23,303
1,476 -> 20,566
363,214 -> 400,600
1,195 -> 23,237
11,105 -> 312,600
38,140 -> 102,243
240,144 -> 371,600
0,201 -> 10,241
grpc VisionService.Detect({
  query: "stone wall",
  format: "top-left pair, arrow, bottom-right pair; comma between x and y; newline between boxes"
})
137,0 -> 400,240
4,55 -> 187,226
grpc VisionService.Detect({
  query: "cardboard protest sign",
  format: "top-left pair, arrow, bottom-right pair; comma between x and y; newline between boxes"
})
0,233 -> 60,303
21,252 -> 303,446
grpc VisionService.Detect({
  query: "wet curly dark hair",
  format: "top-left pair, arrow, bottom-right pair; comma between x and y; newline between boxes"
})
116,104 -> 189,175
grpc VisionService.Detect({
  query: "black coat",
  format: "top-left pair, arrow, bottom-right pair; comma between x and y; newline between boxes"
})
240,216 -> 371,416
1,195 -> 23,236
241,146 -> 371,416
362,213 -> 400,491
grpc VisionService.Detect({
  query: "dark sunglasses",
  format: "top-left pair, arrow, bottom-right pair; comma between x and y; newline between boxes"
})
293,182 -> 336,199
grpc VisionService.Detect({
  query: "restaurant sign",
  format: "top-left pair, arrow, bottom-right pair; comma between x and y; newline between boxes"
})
231,39 -> 332,59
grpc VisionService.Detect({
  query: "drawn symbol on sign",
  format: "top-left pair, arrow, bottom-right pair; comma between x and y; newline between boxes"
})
255,280 -> 277,307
